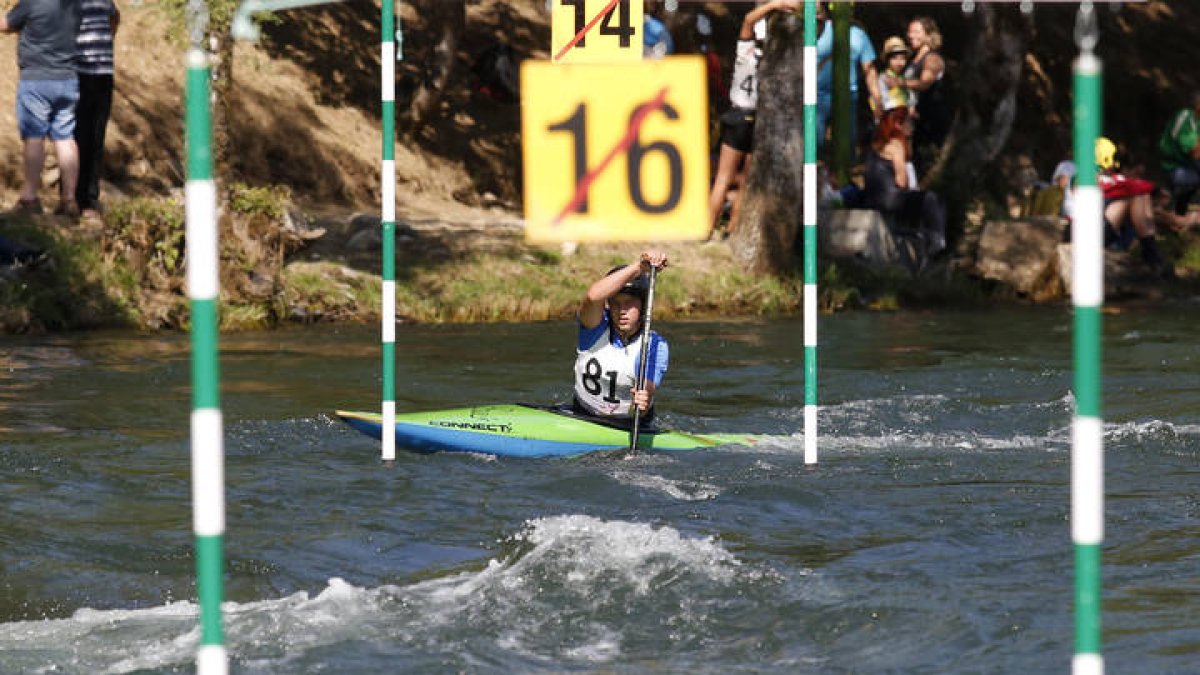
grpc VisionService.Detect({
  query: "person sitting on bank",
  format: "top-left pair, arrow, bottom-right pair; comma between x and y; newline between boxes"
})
863,107 -> 947,261
1095,137 -> 1184,279
574,252 -> 669,425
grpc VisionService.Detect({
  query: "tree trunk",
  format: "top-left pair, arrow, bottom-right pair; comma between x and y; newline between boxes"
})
926,6 -> 1029,237
407,0 -> 467,124
210,31 -> 235,185
729,13 -> 806,276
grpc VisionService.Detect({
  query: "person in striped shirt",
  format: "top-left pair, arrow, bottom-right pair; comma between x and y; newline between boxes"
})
75,0 -> 119,217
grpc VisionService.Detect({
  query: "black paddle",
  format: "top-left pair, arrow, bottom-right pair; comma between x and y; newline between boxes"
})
628,265 -> 659,455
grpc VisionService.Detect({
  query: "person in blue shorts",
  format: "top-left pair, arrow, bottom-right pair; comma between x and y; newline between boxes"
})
574,251 -> 670,424
1,0 -> 82,217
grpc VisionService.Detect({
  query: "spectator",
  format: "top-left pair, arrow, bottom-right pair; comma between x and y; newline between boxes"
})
1,0 -> 82,217
643,1 -> 674,59
1052,157 -> 1075,219
75,0 -> 119,218
695,12 -> 727,112
876,35 -> 913,115
706,0 -> 799,239
815,2 -> 882,155
1157,91 -> 1200,217
1095,137 -> 1177,278
889,16 -> 950,180
862,107 -> 946,263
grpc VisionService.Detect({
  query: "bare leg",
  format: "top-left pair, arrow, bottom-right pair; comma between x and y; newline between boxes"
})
1104,200 -> 1129,237
21,138 -> 46,202
727,152 -> 753,235
53,138 -> 80,207
1127,193 -> 1156,238
708,143 -> 746,235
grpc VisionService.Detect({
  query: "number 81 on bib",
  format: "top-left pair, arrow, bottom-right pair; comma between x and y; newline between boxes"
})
521,57 -> 710,243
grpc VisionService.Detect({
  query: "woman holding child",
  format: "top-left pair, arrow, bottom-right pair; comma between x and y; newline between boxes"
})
883,16 -> 950,179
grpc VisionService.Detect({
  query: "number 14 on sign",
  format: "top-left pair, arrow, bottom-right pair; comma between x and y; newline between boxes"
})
551,0 -> 643,63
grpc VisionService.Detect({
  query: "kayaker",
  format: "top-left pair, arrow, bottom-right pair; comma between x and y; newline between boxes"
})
574,251 -> 670,424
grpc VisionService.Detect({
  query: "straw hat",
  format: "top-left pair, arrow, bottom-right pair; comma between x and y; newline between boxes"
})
882,36 -> 910,58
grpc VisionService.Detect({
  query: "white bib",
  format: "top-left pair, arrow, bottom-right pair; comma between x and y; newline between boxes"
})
574,328 -> 645,417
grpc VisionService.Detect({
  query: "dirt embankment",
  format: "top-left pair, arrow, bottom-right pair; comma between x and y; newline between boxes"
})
3,1 -> 1198,219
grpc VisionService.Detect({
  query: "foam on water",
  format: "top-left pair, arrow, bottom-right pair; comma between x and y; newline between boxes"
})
608,470 -> 721,501
0,516 -> 762,673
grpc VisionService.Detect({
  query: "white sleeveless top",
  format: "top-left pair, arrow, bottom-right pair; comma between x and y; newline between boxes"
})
728,37 -> 760,110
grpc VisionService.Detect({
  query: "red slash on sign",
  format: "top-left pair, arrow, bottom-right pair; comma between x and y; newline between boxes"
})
552,86 -> 670,226
553,0 -> 623,62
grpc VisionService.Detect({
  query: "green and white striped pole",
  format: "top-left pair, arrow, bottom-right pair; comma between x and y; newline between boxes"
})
1071,3 -> 1103,674
381,0 -> 398,461
185,3 -> 227,672
803,0 -> 819,464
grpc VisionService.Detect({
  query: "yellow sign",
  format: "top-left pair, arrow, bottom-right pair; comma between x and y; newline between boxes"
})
550,0 -> 643,64
522,57 -> 710,243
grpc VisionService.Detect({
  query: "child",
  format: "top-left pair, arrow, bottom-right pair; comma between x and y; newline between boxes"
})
574,252 -> 670,423
876,36 -> 914,117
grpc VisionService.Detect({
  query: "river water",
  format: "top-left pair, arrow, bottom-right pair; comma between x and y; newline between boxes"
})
0,305 -> 1197,673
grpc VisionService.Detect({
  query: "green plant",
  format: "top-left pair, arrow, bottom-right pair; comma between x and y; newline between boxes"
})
228,182 -> 291,221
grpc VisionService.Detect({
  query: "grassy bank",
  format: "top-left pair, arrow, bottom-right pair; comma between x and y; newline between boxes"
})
3,192 -> 1199,334
0,198 -> 888,333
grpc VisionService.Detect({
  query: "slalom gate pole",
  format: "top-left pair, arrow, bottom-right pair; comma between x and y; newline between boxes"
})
803,0 -> 819,464
381,0 -> 398,461
1071,3 -> 1104,674
185,2 -> 227,671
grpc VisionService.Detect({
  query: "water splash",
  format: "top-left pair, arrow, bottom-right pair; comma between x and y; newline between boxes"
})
0,516 -> 765,673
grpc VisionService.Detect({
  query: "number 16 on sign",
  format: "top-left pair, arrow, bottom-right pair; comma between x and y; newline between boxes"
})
521,57 -> 709,242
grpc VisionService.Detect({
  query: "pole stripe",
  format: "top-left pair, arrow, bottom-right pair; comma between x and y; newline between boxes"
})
186,36 -> 226,674
186,181 -> 219,299
1071,187 -> 1104,309
1072,40 -> 1103,674
382,281 -> 397,343
1071,416 -> 1104,544
802,1 -> 818,465
382,159 -> 396,222
196,645 -> 228,675
1073,304 -> 1102,417
803,284 -> 817,345
185,50 -> 213,181
1075,543 -> 1103,653
191,409 -> 226,535
190,303 -> 220,413
1073,653 -> 1103,675
381,42 -> 395,101
803,44 -> 817,109
194,534 -> 225,645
